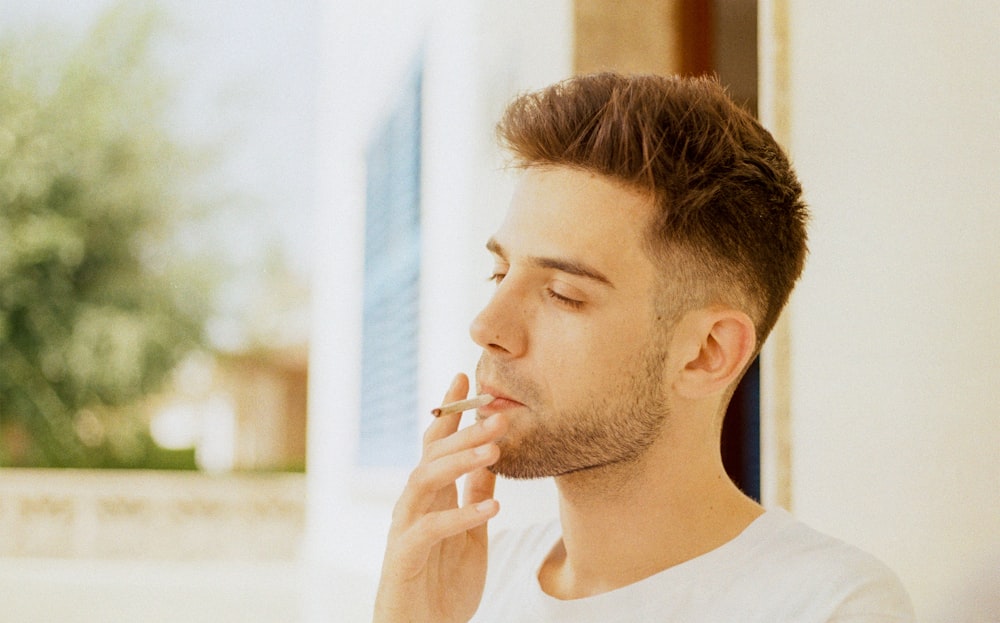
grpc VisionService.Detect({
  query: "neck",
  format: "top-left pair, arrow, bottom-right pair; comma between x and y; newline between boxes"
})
538,434 -> 762,600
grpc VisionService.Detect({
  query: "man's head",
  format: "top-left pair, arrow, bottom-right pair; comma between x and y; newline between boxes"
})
472,73 -> 808,480
496,72 -> 808,349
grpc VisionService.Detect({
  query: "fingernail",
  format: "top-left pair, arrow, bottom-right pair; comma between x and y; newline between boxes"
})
474,443 -> 493,457
476,499 -> 497,513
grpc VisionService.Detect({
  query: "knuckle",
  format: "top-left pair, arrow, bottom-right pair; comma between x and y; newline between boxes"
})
421,425 -> 438,446
405,464 -> 431,491
389,498 -> 410,525
420,435 -> 442,461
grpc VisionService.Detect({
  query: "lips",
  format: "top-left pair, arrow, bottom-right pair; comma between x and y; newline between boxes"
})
476,384 -> 525,413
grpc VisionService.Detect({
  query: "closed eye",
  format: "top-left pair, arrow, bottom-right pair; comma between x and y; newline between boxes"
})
487,272 -> 506,285
546,288 -> 584,309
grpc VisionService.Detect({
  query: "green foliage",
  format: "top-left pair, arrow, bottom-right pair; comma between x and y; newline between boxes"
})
0,5 -> 218,468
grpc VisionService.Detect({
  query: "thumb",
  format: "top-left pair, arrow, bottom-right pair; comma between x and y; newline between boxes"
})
463,467 -> 498,544
463,466 -> 497,508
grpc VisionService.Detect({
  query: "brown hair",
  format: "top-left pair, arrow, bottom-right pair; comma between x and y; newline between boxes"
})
496,72 -> 808,347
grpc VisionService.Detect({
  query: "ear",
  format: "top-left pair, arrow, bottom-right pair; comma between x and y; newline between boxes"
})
672,307 -> 757,400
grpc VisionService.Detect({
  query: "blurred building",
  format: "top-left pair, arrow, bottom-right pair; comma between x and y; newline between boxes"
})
219,347 -> 308,473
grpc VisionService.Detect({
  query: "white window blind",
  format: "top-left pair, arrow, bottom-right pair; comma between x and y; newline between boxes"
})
358,63 -> 422,468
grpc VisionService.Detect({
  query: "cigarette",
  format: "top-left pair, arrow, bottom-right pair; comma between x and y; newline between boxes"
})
432,394 -> 494,417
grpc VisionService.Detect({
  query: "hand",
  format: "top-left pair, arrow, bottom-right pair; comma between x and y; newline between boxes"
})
373,373 -> 509,623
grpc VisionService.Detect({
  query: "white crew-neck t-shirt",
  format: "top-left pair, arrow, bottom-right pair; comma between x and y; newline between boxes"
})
470,508 -> 914,622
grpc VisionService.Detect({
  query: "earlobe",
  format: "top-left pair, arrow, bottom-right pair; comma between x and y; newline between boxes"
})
674,308 -> 756,399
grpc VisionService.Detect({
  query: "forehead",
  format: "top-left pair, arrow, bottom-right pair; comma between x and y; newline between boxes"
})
494,166 -> 657,282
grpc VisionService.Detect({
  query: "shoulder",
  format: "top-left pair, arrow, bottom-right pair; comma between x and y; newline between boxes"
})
738,509 -> 915,621
747,509 -> 901,580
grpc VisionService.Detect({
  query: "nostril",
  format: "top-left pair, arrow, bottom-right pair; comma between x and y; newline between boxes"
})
488,340 -> 510,354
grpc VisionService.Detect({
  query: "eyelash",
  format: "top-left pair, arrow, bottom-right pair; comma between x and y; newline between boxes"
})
487,273 -> 585,310
546,288 -> 584,309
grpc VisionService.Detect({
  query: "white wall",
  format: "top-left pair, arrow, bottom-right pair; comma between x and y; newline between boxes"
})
765,2 -> 1000,619
307,2 -> 570,619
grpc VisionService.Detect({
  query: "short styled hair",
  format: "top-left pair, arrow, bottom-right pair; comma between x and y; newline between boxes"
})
496,72 -> 808,347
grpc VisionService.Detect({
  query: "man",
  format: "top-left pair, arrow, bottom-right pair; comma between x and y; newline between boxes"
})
373,73 -> 914,622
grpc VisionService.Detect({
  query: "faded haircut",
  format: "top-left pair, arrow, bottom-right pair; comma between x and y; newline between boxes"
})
496,72 -> 809,348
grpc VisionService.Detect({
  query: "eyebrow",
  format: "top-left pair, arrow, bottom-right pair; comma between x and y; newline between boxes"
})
486,237 -> 615,288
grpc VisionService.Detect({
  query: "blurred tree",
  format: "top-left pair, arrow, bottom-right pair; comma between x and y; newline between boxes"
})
0,4 -> 220,468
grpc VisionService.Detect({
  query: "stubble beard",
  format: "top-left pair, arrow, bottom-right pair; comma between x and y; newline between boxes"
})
477,342 -> 671,480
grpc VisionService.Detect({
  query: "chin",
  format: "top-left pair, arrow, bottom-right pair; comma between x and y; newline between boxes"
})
487,462 -> 552,480
487,450 -> 592,480
487,448 -> 556,480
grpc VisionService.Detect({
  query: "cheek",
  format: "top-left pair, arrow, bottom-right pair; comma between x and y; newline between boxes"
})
529,322 -> 588,402
538,320 -> 641,395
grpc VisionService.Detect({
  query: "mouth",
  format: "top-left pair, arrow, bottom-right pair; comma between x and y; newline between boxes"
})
476,384 -> 526,415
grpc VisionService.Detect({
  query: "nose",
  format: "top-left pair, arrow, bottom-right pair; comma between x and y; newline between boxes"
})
469,282 -> 527,357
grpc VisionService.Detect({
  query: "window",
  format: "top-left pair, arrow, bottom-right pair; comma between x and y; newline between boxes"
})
358,63 -> 423,468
